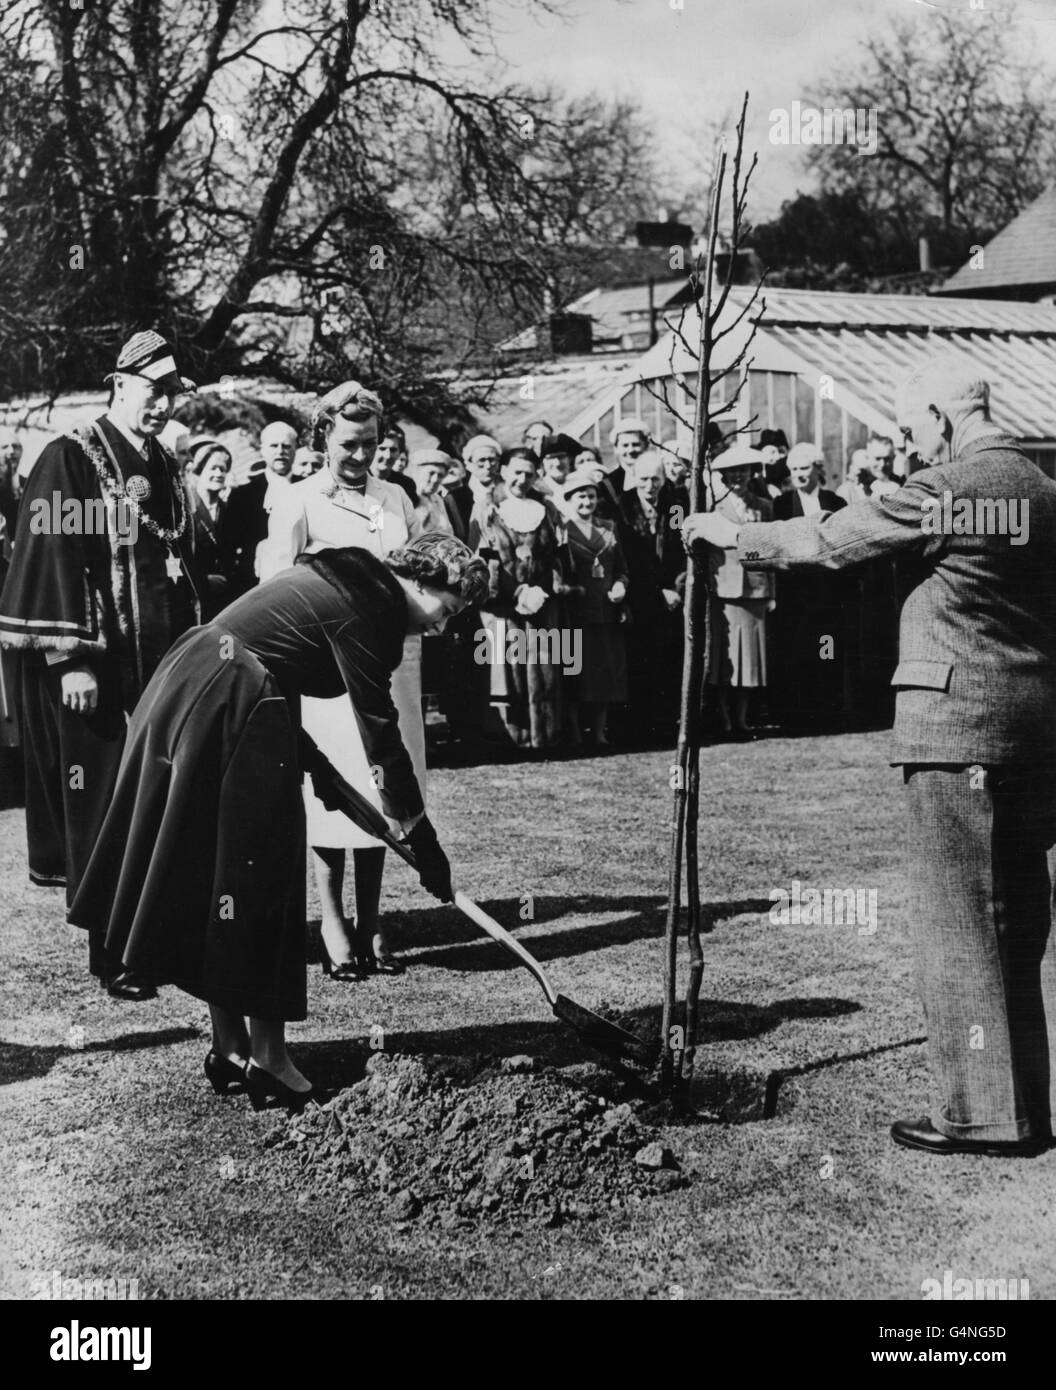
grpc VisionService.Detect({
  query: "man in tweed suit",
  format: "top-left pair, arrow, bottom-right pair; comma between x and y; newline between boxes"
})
685,357 -> 1056,1155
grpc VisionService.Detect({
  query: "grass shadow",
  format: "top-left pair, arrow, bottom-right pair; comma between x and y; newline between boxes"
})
323,895 -> 774,970
0,1026 -> 201,1085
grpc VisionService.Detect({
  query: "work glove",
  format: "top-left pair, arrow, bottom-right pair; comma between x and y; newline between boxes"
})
405,815 -> 454,903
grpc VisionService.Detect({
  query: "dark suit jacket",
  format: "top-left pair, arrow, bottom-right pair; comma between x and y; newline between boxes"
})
620,486 -> 687,623
773,487 -> 846,520
446,484 -> 474,536
218,472 -> 267,596
384,471 -> 419,505
442,492 -> 466,540
738,433 -> 1056,764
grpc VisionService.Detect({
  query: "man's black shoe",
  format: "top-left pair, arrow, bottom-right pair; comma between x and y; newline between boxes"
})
891,1116 -> 1048,1157
105,970 -> 158,1002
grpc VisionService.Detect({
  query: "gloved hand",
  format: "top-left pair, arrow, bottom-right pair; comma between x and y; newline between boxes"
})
405,815 -> 454,903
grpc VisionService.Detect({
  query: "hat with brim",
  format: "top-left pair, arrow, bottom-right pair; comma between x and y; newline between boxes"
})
463,434 -> 502,461
108,331 -> 196,394
757,429 -> 789,451
187,436 -> 233,474
540,432 -> 581,460
560,468 -> 603,501
609,417 -> 649,445
409,449 -> 454,470
710,442 -> 765,472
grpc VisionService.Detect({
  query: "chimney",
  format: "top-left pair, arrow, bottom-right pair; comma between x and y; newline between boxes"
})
545,313 -> 592,356
919,237 -> 931,273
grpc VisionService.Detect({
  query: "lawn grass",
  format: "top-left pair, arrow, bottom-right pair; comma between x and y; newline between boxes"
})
1,729 -> 1052,1300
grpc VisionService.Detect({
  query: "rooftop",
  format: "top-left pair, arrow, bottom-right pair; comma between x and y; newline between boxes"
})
937,185 -> 1056,297
603,287 -> 1056,442
498,278 -> 688,355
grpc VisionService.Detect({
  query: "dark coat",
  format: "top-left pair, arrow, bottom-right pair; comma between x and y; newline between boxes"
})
190,490 -> 232,620
446,483 -> 474,536
384,471 -> 419,505
619,485 -> 688,623
69,548 -> 423,1020
217,471 -> 268,596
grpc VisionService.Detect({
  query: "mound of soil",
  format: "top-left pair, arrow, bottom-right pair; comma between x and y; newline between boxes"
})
266,1052 -> 685,1229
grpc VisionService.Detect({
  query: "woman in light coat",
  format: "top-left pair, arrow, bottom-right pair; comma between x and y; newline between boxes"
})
259,382 -> 423,977
705,443 -> 775,737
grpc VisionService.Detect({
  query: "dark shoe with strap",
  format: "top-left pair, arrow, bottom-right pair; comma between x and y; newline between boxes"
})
105,969 -> 158,1001
321,953 -> 367,982
318,925 -> 367,981
204,1050 -> 247,1095
243,1062 -> 324,1114
891,1116 -> 1048,1158
366,952 -> 406,976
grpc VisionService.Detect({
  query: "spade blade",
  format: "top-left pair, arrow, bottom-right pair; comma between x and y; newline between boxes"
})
551,994 -> 652,1066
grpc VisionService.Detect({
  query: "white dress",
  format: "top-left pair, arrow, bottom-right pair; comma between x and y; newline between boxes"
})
259,468 -> 425,848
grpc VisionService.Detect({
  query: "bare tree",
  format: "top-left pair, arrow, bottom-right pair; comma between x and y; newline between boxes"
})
0,0 -> 661,422
643,95 -> 764,1102
805,7 -> 1056,262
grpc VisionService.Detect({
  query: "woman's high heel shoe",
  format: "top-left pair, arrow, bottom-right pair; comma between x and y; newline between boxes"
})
318,927 -> 366,982
204,1049 -> 247,1095
357,950 -> 406,977
321,952 -> 366,982
243,1061 -> 322,1113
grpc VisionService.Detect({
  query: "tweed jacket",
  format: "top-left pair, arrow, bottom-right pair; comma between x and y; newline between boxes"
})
710,491 -> 775,600
736,433 -> 1056,765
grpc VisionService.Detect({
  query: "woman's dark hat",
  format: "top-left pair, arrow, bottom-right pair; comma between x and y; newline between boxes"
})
540,432 -> 581,460
757,428 -> 789,451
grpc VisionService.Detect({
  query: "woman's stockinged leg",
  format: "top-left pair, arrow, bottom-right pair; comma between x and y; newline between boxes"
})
209,1005 -> 250,1067
312,846 -> 355,965
352,845 -> 387,958
248,1018 -> 311,1093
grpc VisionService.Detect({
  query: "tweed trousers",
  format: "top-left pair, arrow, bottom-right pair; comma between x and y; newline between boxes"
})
904,765 -> 1056,1142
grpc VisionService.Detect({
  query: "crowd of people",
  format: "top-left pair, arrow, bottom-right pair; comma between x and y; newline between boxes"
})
0,392 -> 909,769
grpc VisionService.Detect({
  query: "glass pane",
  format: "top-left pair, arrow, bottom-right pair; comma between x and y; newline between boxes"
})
795,377 -> 815,445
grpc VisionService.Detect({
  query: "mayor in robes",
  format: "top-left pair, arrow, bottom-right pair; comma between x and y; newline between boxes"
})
0,332 -> 201,998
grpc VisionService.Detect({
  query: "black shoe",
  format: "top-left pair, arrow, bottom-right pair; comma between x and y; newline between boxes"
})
318,926 -> 367,981
243,1062 -> 323,1114
320,953 -> 366,982
891,1116 -> 1048,1157
204,1050 -> 247,1096
105,969 -> 158,1001
359,951 -> 406,976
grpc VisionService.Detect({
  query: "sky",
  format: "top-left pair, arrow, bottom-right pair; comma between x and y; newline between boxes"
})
455,0 -> 1056,223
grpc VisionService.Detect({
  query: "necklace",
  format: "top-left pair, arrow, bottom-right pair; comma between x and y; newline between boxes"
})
70,424 -> 188,546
